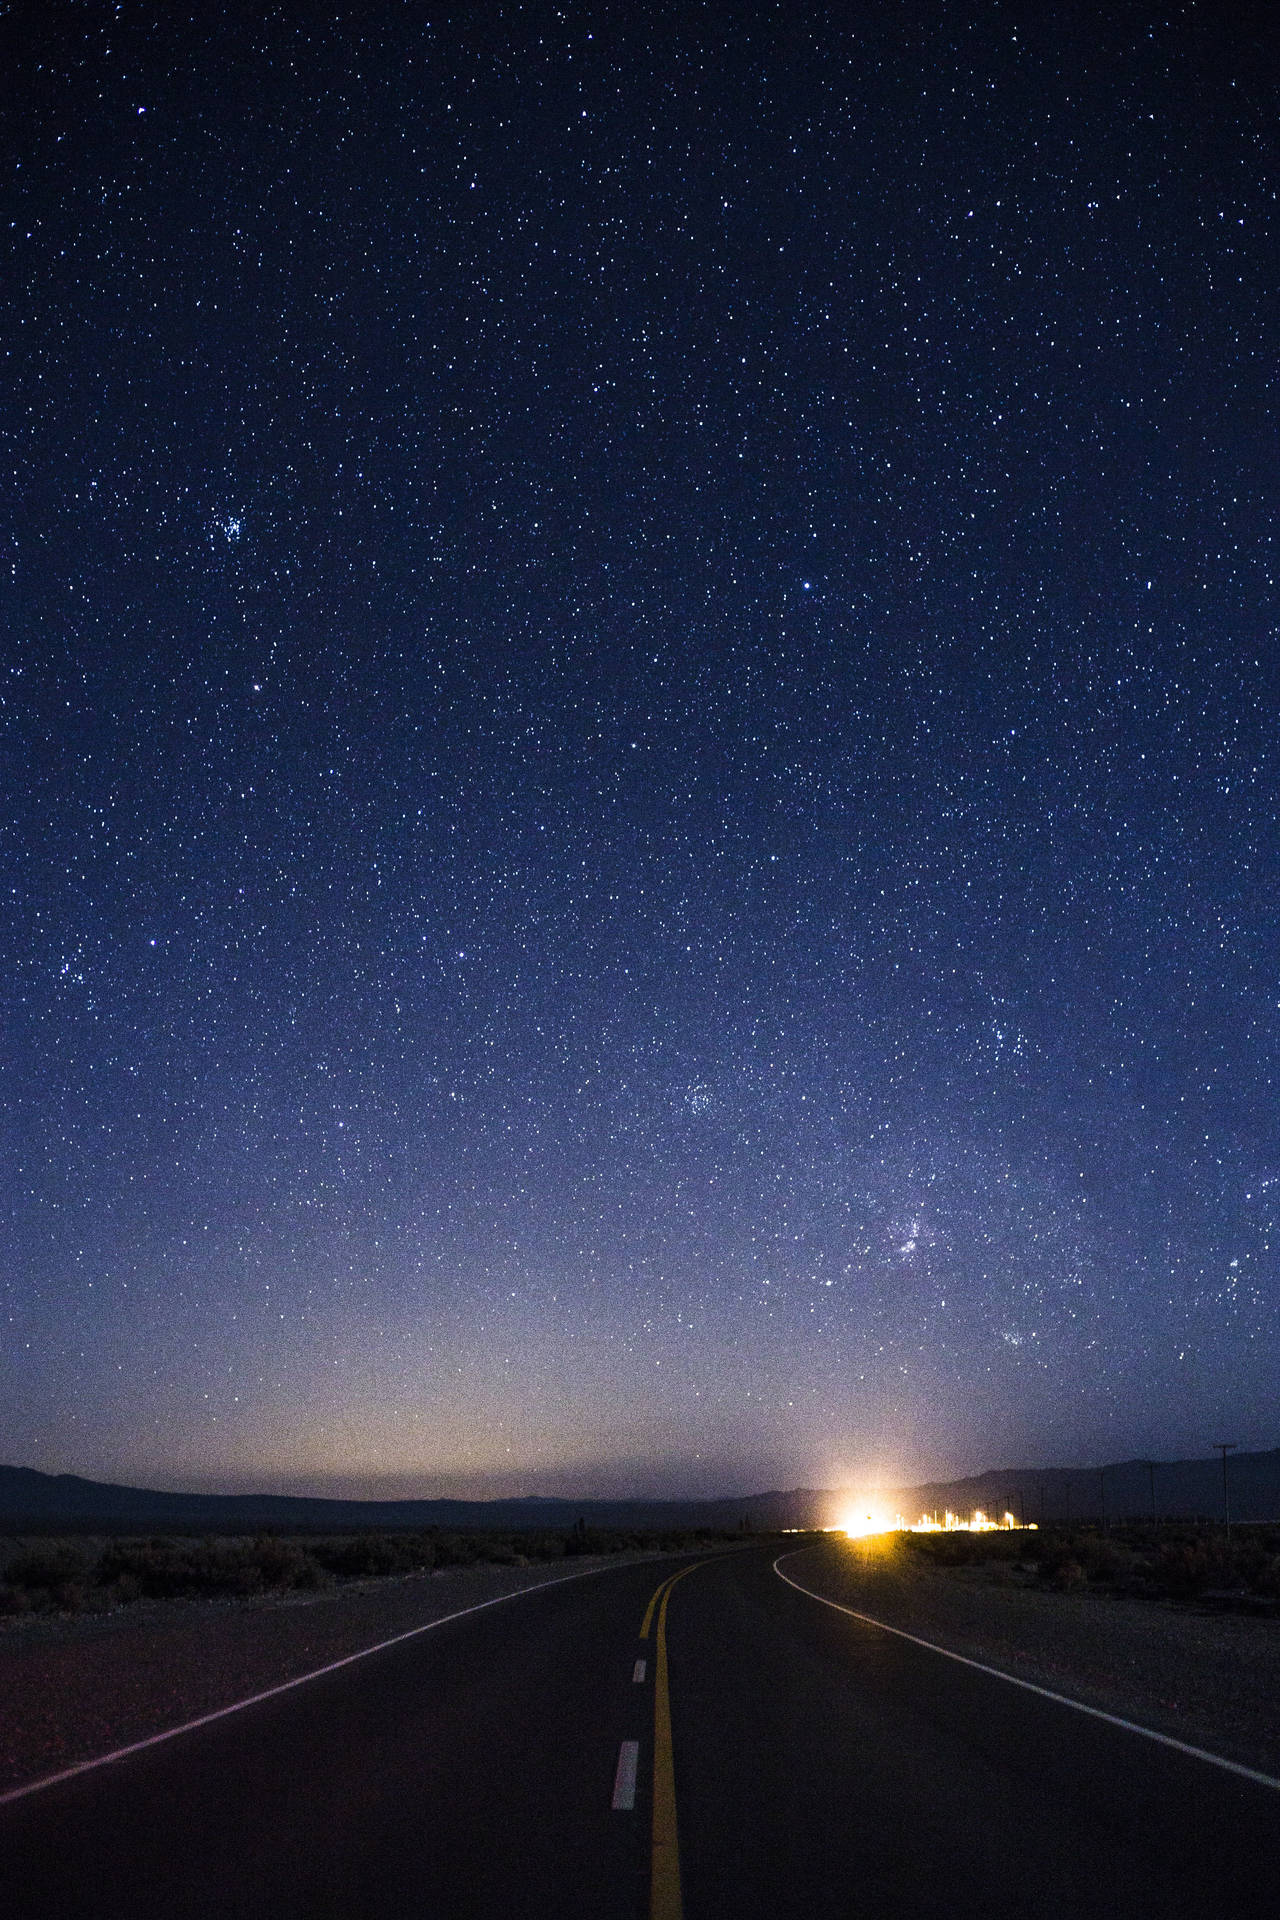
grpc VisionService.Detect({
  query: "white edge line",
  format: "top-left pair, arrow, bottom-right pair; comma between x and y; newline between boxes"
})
773,1550 -> 1280,1796
0,1559 -> 636,1810
612,1738 -> 640,1810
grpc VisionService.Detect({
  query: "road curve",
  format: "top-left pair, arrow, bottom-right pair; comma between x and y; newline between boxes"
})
671,1544 -> 1278,1919
2,1543 -> 1277,1917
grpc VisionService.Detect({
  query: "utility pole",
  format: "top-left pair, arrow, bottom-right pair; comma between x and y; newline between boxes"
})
1099,1467 -> 1107,1530
1213,1443 -> 1238,1539
1141,1459 -> 1157,1526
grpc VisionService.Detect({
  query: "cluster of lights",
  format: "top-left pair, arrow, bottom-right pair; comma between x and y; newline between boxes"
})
834,1506 -> 1037,1538
906,1509 -> 1032,1533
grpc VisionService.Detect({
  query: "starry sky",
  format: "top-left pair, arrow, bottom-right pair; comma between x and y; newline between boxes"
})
4,1 -> 1278,1501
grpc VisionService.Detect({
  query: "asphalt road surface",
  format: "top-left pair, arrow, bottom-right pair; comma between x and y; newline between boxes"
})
3,1542 -> 1277,1918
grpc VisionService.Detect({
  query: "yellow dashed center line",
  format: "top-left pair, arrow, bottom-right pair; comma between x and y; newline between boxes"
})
638,1561 -> 709,1920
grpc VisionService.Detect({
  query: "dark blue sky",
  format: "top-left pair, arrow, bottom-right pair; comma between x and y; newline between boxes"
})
4,1 -> 1278,1498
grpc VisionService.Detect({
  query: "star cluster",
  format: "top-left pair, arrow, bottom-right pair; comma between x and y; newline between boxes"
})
4,3 -> 1277,1496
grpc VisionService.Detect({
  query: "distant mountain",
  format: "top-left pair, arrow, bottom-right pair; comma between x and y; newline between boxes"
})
3,1449 -> 1275,1535
891,1448 -> 1280,1526
0,1465 -> 835,1534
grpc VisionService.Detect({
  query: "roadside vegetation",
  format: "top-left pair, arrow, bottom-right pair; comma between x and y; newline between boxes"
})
901,1522 -> 1280,1609
0,1525 -> 744,1618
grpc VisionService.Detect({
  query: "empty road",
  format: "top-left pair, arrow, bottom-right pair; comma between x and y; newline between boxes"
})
3,1542 -> 1277,1917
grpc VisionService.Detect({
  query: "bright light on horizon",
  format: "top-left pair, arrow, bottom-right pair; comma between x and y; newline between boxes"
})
908,1508 -> 1034,1533
834,1503 -> 900,1537
836,1504 -> 1037,1538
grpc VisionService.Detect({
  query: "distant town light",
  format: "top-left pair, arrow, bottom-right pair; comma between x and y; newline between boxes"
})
836,1506 -> 1037,1537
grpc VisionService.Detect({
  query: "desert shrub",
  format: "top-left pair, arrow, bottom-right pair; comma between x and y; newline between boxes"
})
313,1536 -> 409,1578
4,1546 -> 95,1610
926,1534 -> 984,1566
1031,1532 -> 1082,1583
97,1540 -> 168,1595
98,1536 -> 320,1598
1224,1538 -> 1280,1594
313,1533 -> 444,1578
245,1538 -> 313,1587
1049,1557 -> 1087,1591
0,1521 -> 746,1619
289,1557 -> 332,1590
1149,1537 -> 1225,1599
432,1532 -> 481,1567
5,1546 -> 92,1590
1074,1536 -> 1132,1584
908,1530 -> 1026,1570
564,1527 -> 614,1557
481,1537 -> 521,1565
1251,1554 -> 1280,1598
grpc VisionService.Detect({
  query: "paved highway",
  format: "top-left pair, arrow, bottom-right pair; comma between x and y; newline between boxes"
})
3,1542 -> 1277,1917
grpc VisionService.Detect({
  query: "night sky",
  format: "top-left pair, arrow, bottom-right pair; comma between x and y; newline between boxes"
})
5,2 -> 1278,1501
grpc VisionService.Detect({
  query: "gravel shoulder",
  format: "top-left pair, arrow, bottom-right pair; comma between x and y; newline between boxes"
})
0,1552 -> 665,1797
781,1537 -> 1280,1779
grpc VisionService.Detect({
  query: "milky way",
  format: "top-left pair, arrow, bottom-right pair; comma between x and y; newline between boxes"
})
4,3 -> 1277,1497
